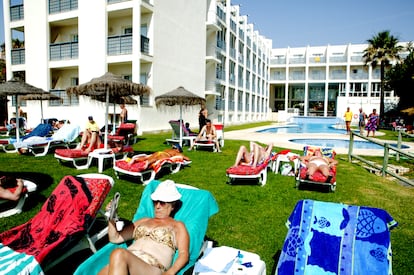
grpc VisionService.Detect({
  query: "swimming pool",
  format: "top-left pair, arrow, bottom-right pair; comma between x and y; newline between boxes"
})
258,117 -> 346,134
289,138 -> 410,150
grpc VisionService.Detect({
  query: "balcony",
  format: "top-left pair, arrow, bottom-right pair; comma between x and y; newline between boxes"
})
49,41 -> 78,60
49,0 -> 78,14
11,48 -> 25,65
108,34 -> 132,55
10,4 -> 24,21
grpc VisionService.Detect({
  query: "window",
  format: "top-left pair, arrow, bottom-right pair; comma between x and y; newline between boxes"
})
123,27 -> 132,35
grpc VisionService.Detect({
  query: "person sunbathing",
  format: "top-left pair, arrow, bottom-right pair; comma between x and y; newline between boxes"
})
0,176 -> 24,201
77,116 -> 101,153
233,141 -> 273,167
98,180 -> 189,275
127,148 -> 190,170
188,119 -> 221,152
299,149 -> 337,181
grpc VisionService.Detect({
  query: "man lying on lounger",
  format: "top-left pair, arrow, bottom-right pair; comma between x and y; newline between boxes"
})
126,147 -> 191,170
299,149 -> 338,181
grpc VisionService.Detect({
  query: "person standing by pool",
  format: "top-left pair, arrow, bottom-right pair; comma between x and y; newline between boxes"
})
358,108 -> 367,135
343,107 -> 353,134
366,109 -> 379,137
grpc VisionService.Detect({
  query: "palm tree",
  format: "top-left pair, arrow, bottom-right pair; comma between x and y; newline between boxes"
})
363,30 -> 403,121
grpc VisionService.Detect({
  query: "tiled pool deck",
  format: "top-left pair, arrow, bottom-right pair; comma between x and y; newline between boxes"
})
225,125 -> 414,157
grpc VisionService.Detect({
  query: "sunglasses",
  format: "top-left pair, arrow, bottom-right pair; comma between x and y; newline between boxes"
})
152,200 -> 169,206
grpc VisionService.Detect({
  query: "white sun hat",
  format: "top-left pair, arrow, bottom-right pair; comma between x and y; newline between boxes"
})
150,180 -> 182,202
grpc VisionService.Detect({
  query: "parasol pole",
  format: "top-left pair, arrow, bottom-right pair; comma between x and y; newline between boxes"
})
104,88 -> 109,150
15,95 -> 20,140
113,103 -> 116,134
179,105 -> 183,147
40,100 -> 44,123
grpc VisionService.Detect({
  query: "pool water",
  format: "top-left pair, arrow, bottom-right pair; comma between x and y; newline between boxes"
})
257,116 -> 346,134
289,138 -> 410,150
258,124 -> 346,134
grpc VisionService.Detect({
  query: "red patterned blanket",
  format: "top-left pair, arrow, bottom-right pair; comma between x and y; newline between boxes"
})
0,175 -> 109,264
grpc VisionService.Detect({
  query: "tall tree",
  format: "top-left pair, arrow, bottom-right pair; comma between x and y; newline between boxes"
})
363,30 -> 403,120
387,42 -> 414,110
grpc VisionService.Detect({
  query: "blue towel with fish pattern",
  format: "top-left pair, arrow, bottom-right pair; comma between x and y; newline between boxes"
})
276,199 -> 398,275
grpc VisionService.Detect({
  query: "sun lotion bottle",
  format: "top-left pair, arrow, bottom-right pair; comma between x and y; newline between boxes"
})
232,251 -> 245,275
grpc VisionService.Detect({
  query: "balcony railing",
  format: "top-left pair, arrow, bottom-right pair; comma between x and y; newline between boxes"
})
350,56 -> 363,62
11,48 -> 25,65
108,34 -> 132,55
329,56 -> 347,63
289,57 -> 306,64
10,4 -> 24,21
141,35 -> 150,54
50,41 -> 78,60
49,0 -> 78,14
270,58 -> 286,65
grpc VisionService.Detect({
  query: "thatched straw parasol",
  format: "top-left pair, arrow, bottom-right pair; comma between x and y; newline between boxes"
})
155,86 -> 206,146
0,78 -> 56,140
20,93 -> 61,123
66,72 -> 150,149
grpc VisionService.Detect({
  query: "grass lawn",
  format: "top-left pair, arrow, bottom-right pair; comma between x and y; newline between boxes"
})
1,122 -> 413,274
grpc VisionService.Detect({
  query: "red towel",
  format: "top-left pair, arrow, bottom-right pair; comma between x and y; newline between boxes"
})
0,175 -> 106,263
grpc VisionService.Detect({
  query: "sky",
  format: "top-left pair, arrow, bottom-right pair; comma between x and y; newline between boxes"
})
232,0 -> 414,48
0,0 -> 413,47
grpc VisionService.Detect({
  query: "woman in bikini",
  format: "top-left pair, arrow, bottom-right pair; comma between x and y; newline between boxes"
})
98,180 -> 189,275
233,141 -> 273,167
299,150 -> 337,181
127,148 -> 190,170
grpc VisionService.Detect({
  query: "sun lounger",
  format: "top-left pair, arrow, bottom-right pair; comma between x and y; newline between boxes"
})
293,146 -> 337,192
0,179 -> 37,218
192,123 -> 224,152
25,124 -> 81,156
0,174 -> 114,274
113,153 -> 192,185
166,120 -> 197,146
2,123 -> 54,154
107,122 -> 137,145
54,145 -> 133,171
8,124 -> 81,156
74,179 -> 219,275
226,153 -> 276,186
275,199 -> 398,275
0,139 -> 18,153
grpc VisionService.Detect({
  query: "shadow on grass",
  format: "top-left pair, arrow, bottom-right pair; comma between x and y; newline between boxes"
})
0,171 -> 54,191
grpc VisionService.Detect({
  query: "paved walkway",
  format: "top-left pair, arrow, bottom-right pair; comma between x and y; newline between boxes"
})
224,125 -> 414,156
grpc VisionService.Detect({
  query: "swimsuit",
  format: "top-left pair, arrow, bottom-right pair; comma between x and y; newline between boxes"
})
309,158 -> 328,167
129,225 -> 177,271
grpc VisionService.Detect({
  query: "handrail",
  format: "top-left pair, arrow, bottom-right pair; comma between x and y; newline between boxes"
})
348,131 -> 414,186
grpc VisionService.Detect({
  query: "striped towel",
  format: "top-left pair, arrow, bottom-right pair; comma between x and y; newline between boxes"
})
0,243 -> 44,275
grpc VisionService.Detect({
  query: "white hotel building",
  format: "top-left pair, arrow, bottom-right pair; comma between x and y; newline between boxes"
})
2,0 -> 406,131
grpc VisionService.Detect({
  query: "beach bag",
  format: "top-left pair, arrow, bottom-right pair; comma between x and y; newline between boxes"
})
280,163 -> 293,176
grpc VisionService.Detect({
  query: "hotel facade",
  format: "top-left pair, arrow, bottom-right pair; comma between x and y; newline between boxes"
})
2,0 -> 407,131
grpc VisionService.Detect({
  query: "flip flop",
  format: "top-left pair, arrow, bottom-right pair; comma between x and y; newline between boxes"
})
109,192 -> 121,221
